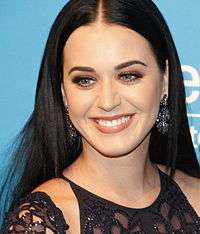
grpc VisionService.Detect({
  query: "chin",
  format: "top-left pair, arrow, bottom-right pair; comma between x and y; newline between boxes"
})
91,140 -> 142,158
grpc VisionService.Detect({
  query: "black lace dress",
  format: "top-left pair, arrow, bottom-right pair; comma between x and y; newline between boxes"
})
2,168 -> 200,233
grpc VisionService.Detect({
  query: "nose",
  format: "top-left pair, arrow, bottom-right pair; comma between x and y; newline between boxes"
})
97,80 -> 121,112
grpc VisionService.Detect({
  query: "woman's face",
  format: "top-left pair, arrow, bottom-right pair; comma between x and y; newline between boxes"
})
62,24 -> 168,157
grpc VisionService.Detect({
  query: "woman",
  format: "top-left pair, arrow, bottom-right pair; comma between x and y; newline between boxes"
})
1,0 -> 200,233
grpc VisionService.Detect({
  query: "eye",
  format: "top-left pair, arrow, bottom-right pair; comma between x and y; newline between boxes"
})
119,71 -> 143,83
72,76 -> 96,88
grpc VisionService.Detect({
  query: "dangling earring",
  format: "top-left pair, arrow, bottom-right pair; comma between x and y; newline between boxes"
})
65,106 -> 78,140
156,94 -> 170,134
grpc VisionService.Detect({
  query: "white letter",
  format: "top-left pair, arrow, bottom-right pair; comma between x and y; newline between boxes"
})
190,126 -> 198,148
182,65 -> 200,104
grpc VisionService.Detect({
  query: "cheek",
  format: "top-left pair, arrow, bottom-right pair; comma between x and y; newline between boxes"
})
124,79 -> 162,113
65,86 -> 94,118
141,84 -> 160,112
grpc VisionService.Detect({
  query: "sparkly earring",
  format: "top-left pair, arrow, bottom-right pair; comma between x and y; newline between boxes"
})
156,94 -> 170,134
65,106 -> 78,139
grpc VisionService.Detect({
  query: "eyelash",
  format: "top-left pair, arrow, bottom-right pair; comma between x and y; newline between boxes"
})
71,71 -> 143,88
118,71 -> 143,82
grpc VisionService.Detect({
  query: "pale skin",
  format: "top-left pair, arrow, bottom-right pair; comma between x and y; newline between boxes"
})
33,23 -> 200,233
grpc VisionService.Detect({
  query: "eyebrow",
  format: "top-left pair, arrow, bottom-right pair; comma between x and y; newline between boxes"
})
68,60 -> 147,75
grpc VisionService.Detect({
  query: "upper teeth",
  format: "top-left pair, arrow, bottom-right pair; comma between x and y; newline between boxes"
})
96,116 -> 131,127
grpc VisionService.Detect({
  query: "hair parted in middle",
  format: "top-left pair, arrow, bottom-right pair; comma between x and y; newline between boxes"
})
1,0 -> 199,226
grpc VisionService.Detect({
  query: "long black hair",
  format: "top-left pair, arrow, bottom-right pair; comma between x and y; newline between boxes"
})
0,0 -> 199,226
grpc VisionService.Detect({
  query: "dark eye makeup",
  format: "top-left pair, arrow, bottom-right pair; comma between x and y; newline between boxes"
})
71,71 -> 144,88
118,71 -> 143,82
71,76 -> 96,87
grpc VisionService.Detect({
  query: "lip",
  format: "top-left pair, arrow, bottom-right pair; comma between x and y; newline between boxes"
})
91,113 -> 134,121
90,114 -> 135,134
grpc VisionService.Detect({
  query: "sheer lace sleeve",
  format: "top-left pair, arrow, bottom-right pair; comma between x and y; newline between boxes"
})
2,192 -> 69,233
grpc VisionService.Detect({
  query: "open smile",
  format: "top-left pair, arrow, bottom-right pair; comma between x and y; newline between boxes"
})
91,114 -> 135,134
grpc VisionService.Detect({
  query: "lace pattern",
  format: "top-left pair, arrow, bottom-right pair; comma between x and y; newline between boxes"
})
2,169 -> 200,234
67,169 -> 200,233
2,192 -> 69,234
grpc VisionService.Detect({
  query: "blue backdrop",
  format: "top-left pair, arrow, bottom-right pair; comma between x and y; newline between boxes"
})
0,1 -> 199,163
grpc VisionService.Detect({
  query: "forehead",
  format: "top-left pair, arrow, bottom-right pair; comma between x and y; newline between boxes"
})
63,24 -> 155,69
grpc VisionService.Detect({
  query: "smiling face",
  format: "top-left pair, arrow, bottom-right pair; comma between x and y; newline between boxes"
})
62,24 -> 168,157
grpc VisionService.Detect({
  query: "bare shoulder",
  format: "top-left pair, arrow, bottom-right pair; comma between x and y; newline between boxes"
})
173,168 -> 200,217
157,164 -> 200,216
32,177 -> 72,199
33,177 -> 80,232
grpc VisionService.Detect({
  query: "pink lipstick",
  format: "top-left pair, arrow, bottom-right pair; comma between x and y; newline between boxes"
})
91,114 -> 135,134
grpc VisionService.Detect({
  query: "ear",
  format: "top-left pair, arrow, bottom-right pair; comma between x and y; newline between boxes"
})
161,60 -> 169,98
61,84 -> 68,107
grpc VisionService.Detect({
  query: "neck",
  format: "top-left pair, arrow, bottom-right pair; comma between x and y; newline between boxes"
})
64,136 -> 160,198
